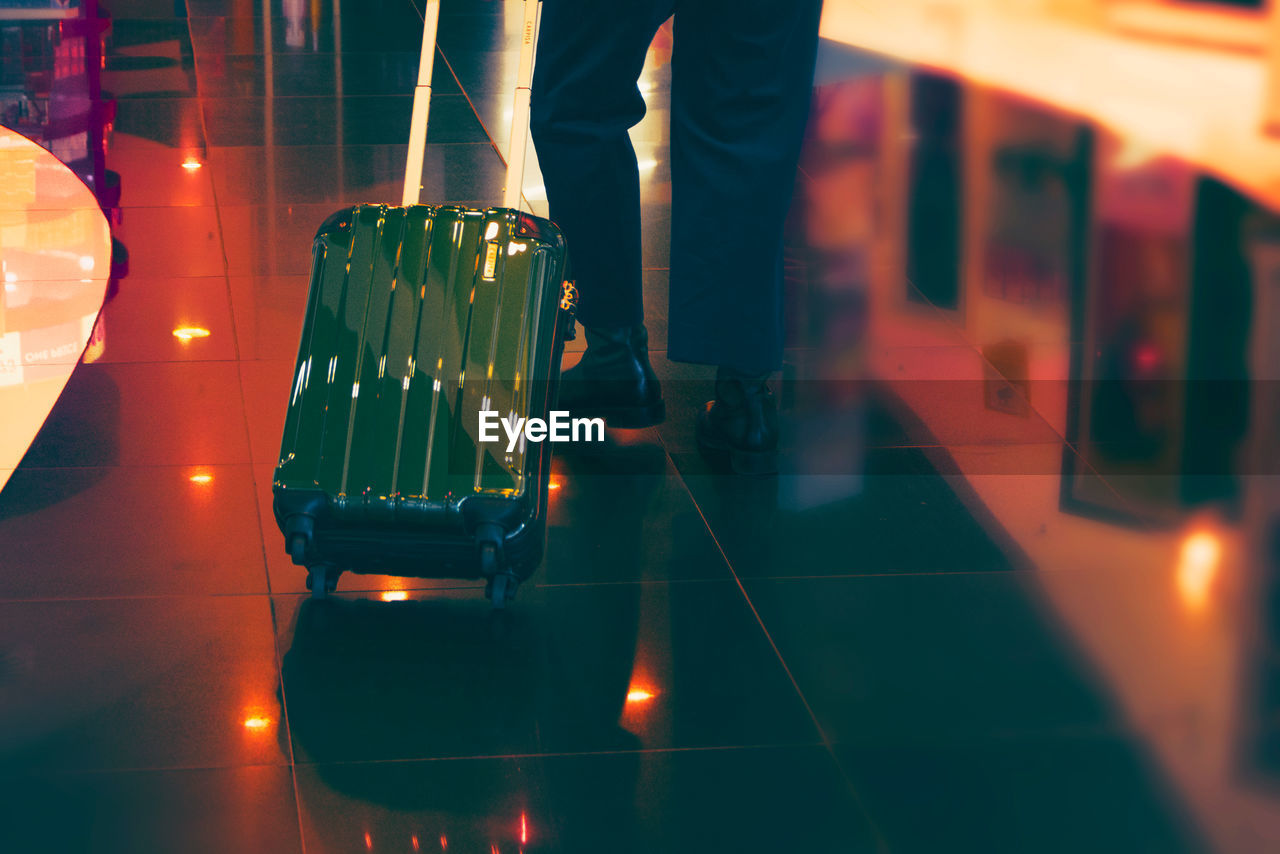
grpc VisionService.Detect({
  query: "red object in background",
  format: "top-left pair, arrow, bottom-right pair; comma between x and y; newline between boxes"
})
2,0 -> 117,210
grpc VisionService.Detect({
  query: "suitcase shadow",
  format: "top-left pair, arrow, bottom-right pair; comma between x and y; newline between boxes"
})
281,591 -> 647,849
282,595 -> 544,781
278,438 -> 668,826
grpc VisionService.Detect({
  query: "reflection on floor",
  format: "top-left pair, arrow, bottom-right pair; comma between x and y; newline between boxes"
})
3,0 -> 1279,851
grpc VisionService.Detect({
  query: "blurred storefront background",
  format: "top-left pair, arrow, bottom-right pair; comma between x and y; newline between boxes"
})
798,2 -> 1280,849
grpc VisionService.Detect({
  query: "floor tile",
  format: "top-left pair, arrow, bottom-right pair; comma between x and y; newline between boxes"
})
195,50 -> 458,98
228,275 -> 310,360
107,17 -> 197,54
200,94 -> 484,147
836,737 -> 1205,853
743,573 -> 1118,744
0,464 -> 268,598
182,0 -> 269,16
947,441 -> 1090,476
95,276 -> 237,363
293,746 -> 877,854
108,0 -> 198,18
0,596 -> 286,772
637,203 -> 673,284
275,580 -> 817,762
208,142 -> 502,206
220,203 -> 327,276
0,765 -> 303,854
433,49 -> 515,95
188,11 -> 427,56
217,203 -> 365,276
639,267 -> 669,352
111,206 -> 225,279
103,55 -> 196,102
646,352 -> 715,450
670,443 -> 1017,576
872,345 -> 1065,446
238,359 -> 293,465
112,98 -> 207,150
18,362 -> 252,467
466,76 -> 670,153
543,439 -> 732,585
106,135 -> 215,207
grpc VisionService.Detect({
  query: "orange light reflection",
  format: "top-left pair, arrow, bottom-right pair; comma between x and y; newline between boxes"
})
173,326 -> 211,341
1177,530 -> 1221,613
242,715 -> 271,731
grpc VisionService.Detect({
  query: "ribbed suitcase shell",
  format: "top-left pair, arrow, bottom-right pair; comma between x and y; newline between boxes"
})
272,203 -> 572,585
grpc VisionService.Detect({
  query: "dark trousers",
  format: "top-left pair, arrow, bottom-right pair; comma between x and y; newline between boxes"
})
529,0 -> 822,374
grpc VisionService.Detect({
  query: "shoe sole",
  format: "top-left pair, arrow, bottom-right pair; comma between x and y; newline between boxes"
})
696,432 -> 779,476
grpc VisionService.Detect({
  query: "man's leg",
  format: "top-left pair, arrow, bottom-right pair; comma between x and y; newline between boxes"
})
666,0 -> 822,374
530,0 -> 674,428
668,0 -> 822,472
530,0 -> 673,330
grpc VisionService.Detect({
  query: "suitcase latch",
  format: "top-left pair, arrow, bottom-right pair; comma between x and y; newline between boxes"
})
559,281 -> 578,341
559,280 -> 578,313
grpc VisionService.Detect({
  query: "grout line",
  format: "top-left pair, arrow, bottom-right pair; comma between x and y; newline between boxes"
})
435,47 -> 509,178
268,588 -> 307,853
293,740 -> 829,768
3,557 -> 1157,607
889,274 -> 1141,519
530,566 -> 1030,588
189,91 -> 476,100
36,715 -> 1150,779
0,566 -> 1052,606
405,0 -> 509,179
26,760 -> 297,778
5,449 -> 1107,471
184,9 -> 309,854
37,741 -> 828,779
660,449 -> 891,850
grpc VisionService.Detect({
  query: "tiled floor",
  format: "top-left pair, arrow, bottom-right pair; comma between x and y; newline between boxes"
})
9,0 -> 1278,851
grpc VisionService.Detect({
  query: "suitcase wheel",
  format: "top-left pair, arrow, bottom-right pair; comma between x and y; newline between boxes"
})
485,571 -> 518,610
288,534 -> 308,565
306,565 -> 340,600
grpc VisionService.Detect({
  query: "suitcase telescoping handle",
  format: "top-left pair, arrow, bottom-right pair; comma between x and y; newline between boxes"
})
402,0 -> 541,210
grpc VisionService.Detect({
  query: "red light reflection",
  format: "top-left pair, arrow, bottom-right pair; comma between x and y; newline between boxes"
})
626,685 -> 656,704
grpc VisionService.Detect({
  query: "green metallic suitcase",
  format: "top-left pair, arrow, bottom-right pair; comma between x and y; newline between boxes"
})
272,203 -> 575,605
273,0 -> 571,606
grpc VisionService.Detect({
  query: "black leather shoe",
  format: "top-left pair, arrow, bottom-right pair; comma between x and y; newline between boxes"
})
558,325 -> 665,428
696,367 -> 779,475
